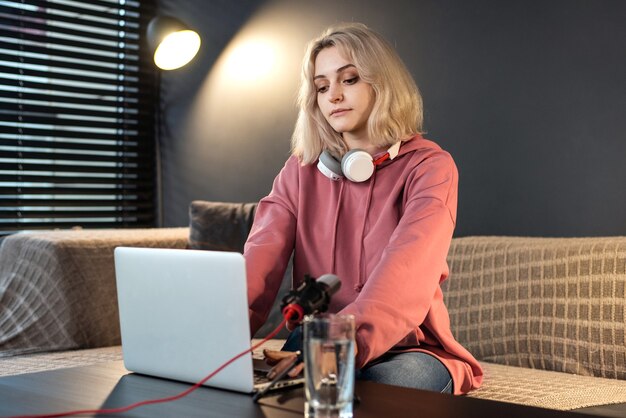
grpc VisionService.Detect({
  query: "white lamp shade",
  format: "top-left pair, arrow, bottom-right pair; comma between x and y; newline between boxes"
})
154,30 -> 201,70
147,16 -> 201,70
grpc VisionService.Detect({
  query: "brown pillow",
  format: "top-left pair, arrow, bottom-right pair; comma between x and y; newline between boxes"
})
188,201 -> 257,253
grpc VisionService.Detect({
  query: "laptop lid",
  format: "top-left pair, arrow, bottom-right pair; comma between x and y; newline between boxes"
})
114,247 -> 256,393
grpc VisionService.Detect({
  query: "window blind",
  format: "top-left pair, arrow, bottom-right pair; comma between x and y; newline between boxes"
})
0,0 -> 156,234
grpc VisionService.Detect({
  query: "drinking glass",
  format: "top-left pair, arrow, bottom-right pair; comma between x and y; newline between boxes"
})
303,314 -> 355,418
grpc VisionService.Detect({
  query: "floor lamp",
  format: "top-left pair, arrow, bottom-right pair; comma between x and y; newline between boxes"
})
147,16 -> 201,226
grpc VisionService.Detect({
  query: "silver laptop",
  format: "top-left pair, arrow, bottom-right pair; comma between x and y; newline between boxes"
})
114,246 -> 301,394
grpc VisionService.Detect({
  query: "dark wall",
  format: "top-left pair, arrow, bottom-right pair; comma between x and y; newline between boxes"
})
157,0 -> 626,237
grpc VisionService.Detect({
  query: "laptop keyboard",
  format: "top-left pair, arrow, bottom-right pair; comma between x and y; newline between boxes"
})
254,371 -> 270,385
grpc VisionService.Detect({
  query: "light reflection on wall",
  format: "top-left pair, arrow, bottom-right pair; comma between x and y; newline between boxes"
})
185,9 -> 320,166
188,29 -> 298,143
180,2 -> 330,201
222,38 -> 277,83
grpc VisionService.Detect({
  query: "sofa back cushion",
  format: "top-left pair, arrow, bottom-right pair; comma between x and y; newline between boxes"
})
188,200 -> 257,252
442,236 -> 626,379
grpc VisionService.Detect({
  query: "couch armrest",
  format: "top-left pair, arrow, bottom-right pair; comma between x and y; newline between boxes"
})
443,236 -> 626,379
0,227 -> 189,357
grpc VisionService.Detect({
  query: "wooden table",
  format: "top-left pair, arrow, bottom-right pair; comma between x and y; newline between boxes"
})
0,360 -> 601,418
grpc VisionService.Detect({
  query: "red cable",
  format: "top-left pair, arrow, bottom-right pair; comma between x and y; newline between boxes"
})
4,309 -> 296,418
373,152 -> 390,166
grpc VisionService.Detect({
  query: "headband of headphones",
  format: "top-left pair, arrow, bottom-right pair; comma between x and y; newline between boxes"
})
317,142 -> 401,182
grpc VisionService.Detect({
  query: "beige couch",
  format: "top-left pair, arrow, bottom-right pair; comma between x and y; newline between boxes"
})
0,202 -> 625,415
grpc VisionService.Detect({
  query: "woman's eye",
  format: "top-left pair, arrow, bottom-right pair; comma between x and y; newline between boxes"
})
344,76 -> 359,85
317,85 -> 329,93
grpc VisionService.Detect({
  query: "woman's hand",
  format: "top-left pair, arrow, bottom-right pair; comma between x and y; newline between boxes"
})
263,349 -> 304,379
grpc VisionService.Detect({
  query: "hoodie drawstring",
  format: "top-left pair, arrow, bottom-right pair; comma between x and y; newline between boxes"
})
354,169 -> 377,292
329,180 -> 345,274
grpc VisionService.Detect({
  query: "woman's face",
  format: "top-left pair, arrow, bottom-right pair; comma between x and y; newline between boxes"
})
313,46 -> 375,147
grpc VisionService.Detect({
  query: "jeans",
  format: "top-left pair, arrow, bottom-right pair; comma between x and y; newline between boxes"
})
356,351 -> 453,393
282,327 -> 453,394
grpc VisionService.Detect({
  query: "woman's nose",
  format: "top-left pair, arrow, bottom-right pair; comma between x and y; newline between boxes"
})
328,83 -> 342,102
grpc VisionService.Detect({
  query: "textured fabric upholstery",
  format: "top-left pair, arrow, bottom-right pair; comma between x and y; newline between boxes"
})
0,228 -> 189,357
443,236 -> 626,379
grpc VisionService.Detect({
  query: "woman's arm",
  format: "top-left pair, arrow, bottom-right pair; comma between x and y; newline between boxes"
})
244,157 -> 300,335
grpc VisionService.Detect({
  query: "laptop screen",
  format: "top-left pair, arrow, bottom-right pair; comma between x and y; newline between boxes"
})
114,247 -> 256,393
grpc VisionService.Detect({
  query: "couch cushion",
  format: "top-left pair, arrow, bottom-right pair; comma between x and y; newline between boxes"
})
3,344 -> 626,413
443,236 -> 626,380
0,228 -> 190,357
188,200 -> 257,253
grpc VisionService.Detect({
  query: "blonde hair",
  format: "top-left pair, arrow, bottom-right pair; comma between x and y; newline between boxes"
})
291,22 -> 424,164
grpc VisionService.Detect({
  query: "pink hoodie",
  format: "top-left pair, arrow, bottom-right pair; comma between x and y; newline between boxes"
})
244,135 -> 483,394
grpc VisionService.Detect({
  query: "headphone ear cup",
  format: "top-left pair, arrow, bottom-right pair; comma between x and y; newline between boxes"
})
317,150 -> 344,181
341,149 -> 374,182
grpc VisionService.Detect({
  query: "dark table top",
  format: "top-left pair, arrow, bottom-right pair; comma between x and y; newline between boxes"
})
0,360 -> 598,418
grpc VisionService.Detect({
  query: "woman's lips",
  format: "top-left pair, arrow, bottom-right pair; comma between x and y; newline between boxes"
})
330,108 -> 350,116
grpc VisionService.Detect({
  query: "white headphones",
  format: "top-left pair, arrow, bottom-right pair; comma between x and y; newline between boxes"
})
317,142 -> 401,182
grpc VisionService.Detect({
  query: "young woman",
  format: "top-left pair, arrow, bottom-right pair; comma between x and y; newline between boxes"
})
244,22 -> 483,394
